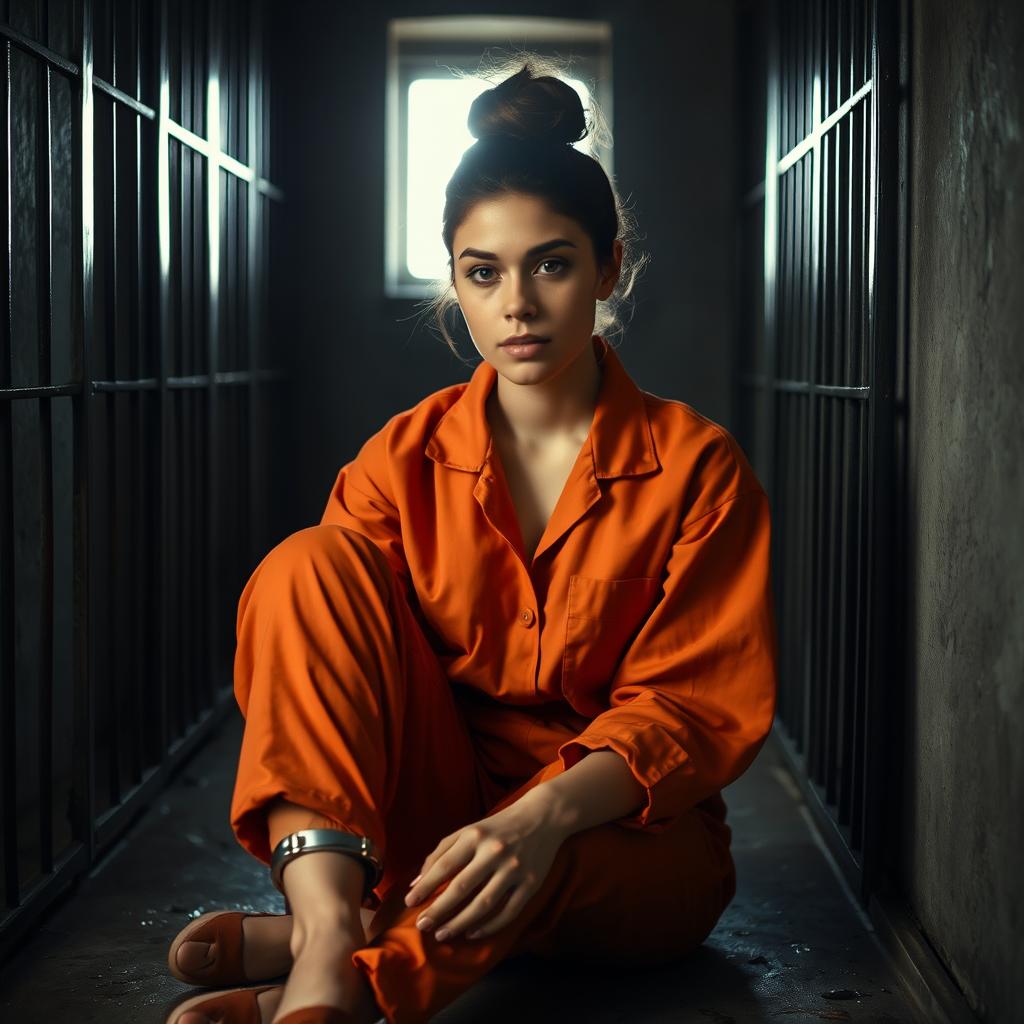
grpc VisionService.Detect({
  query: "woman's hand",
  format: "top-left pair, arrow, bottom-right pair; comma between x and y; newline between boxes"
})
403,790 -> 567,942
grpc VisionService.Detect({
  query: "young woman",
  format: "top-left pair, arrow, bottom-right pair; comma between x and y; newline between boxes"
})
164,56 -> 777,1024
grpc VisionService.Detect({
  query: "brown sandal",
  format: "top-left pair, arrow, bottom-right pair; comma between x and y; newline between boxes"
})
165,983 -> 281,1024
167,910 -> 286,986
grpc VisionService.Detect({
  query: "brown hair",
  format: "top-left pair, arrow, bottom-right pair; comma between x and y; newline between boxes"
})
416,50 -> 649,360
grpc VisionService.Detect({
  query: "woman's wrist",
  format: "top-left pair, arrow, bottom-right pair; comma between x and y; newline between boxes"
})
518,781 -> 579,838
519,749 -> 647,839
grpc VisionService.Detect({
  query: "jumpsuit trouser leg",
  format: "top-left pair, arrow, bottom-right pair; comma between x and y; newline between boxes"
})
229,524 -> 736,1024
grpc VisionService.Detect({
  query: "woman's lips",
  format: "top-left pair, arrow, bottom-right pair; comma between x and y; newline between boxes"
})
500,339 -> 550,358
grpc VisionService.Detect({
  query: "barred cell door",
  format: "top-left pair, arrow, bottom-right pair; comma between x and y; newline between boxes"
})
736,0 -> 905,903
0,0 -> 285,961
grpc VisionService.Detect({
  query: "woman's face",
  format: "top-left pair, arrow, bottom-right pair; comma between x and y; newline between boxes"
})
451,192 -> 621,384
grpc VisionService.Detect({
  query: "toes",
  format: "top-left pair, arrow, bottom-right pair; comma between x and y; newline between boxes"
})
174,939 -> 215,974
175,1013 -> 209,1024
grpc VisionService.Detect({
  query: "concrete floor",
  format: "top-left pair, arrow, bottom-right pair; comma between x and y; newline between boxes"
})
0,712 -> 922,1023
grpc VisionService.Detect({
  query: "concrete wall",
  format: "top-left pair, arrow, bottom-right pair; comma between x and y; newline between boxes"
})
901,2 -> 1024,1020
267,1 -> 739,529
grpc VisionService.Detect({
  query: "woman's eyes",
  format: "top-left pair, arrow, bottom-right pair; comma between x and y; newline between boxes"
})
467,258 -> 567,284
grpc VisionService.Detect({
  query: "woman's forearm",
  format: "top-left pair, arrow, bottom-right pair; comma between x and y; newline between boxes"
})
520,748 -> 647,838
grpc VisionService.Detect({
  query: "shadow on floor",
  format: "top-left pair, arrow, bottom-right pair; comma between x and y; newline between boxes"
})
0,712 -> 920,1023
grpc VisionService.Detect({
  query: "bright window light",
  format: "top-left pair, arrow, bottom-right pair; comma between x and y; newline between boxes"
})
405,76 -> 593,282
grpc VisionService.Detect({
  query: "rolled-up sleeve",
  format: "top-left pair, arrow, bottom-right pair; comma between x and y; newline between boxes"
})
556,484 -> 779,833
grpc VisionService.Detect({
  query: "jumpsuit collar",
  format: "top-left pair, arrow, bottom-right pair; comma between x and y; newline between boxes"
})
425,334 -> 661,479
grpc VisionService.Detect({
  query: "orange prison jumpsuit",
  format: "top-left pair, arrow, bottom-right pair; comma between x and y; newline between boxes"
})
229,334 -> 778,1023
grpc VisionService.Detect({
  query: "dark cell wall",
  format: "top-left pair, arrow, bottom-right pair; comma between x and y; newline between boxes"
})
902,1 -> 1024,1020
267,1 -> 738,529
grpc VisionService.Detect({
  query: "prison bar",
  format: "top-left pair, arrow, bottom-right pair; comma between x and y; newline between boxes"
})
737,0 -> 900,904
0,0 -> 284,960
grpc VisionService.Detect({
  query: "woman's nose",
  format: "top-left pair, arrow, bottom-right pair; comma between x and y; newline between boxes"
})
502,274 -> 538,319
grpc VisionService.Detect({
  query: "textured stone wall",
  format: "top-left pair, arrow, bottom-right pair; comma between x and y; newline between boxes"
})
902,2 -> 1024,1020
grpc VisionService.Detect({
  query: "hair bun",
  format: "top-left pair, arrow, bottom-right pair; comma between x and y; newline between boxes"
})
467,62 -> 587,147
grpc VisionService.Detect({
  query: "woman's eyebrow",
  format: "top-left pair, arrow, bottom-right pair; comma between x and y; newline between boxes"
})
457,238 -> 578,260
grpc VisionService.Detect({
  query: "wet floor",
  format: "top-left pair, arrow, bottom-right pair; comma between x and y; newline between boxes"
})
0,711 -> 921,1022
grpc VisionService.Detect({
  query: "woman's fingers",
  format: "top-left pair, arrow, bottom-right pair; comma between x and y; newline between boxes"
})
433,874 -> 516,941
405,832 -> 462,906
407,826 -> 497,907
464,884 -> 531,940
412,860 -> 487,931
403,813 -> 551,941
411,836 -> 507,931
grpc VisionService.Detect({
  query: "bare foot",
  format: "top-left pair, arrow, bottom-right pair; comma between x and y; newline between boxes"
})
272,923 -> 381,1024
173,908 -> 377,983
172,913 -> 293,982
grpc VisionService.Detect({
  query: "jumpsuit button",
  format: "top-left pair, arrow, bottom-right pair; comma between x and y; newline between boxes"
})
518,607 -> 535,627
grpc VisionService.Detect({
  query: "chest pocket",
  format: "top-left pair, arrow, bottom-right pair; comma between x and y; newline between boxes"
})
561,574 -> 663,705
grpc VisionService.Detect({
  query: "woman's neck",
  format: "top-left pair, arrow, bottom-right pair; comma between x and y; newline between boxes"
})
487,342 -> 603,450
